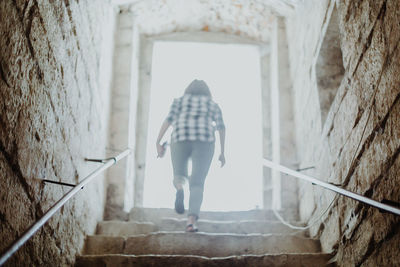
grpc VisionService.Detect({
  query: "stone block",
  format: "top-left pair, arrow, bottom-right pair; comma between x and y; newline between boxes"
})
159,218 -> 304,235
340,0 -> 385,74
112,73 -> 132,94
129,207 -> 299,222
121,232 -> 321,257
84,236 -> 125,255
114,46 -> 133,75
116,28 -> 133,46
76,253 -> 335,267
319,208 -> 340,252
97,221 -> 157,236
360,226 -> 400,267
118,12 -> 134,29
109,131 -> 129,149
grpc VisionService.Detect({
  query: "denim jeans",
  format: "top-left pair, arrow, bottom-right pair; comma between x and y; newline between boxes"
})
170,140 -> 215,218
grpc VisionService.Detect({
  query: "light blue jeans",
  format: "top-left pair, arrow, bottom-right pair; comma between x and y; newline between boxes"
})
170,140 -> 215,218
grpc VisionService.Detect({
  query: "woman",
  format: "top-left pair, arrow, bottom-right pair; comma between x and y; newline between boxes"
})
156,79 -> 226,232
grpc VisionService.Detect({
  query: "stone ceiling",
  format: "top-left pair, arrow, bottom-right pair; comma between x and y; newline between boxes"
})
116,0 -> 299,42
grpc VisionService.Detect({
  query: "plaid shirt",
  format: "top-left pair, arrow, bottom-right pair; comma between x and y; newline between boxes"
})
166,95 -> 225,143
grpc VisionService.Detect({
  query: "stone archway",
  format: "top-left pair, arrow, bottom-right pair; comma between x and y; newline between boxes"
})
106,0 -> 299,215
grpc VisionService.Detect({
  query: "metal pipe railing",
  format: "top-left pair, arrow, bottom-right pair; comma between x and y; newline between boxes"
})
263,158 -> 400,216
0,149 -> 131,266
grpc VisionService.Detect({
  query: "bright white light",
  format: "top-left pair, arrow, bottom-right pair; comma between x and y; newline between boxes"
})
144,41 -> 263,211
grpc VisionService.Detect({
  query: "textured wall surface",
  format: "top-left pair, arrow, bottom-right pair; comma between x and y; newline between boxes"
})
105,11 -> 135,220
0,0 -> 115,266
287,0 -> 400,265
129,0 -> 275,42
276,18 -> 298,213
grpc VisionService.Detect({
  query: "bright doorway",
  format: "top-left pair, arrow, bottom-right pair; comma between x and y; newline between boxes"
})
143,41 -> 263,211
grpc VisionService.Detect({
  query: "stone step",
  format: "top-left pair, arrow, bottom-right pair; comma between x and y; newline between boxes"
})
129,207 -> 298,222
84,233 -> 321,257
76,253 -> 335,267
96,221 -> 157,236
96,219 -> 305,236
159,218 -> 305,235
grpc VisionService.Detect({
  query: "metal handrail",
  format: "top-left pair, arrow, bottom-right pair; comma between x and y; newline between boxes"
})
0,149 -> 131,266
263,158 -> 400,216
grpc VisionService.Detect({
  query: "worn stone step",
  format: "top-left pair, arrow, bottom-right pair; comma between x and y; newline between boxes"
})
97,221 -> 157,236
129,207 -> 298,222
84,233 -> 320,257
96,219 -> 306,236
76,253 -> 335,267
159,218 -> 305,235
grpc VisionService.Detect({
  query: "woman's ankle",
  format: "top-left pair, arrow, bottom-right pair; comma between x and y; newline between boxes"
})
187,215 -> 197,225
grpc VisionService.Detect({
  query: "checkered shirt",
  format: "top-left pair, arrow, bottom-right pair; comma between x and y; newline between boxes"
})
166,95 -> 225,143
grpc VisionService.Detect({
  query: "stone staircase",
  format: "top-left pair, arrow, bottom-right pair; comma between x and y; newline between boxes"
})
76,208 -> 335,266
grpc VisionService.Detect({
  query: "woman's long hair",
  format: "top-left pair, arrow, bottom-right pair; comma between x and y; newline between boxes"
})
184,79 -> 212,97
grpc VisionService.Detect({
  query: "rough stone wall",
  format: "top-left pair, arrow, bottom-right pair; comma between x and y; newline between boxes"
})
129,0 -> 275,42
0,0 -> 115,266
276,17 -> 298,213
286,0 -> 400,265
105,10 -> 136,220
315,7 -> 345,126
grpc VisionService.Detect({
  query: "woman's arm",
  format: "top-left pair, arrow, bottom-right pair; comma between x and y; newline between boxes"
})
218,128 -> 226,167
156,120 -> 171,158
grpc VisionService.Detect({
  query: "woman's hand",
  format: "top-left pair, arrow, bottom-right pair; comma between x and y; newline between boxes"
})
218,153 -> 225,167
156,120 -> 171,158
156,142 -> 166,158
